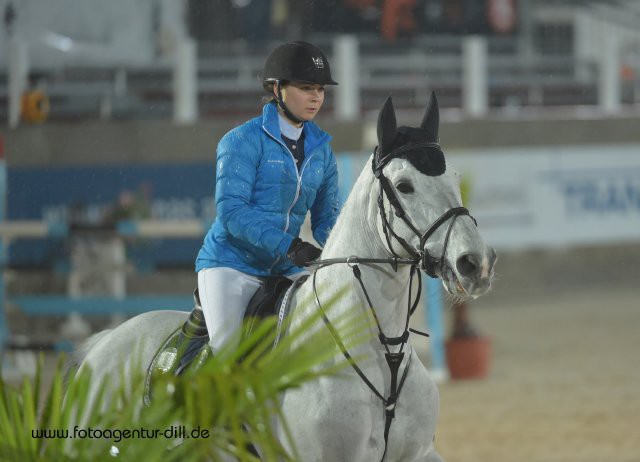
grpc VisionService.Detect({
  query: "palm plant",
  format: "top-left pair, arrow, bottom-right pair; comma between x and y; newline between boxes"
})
1,284 -> 367,461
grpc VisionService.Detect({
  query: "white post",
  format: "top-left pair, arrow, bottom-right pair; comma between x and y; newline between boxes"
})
8,39 -> 29,129
334,35 -> 360,122
173,37 -> 198,124
114,68 -> 128,97
599,30 -> 621,114
462,36 -> 488,117
573,10 -> 592,83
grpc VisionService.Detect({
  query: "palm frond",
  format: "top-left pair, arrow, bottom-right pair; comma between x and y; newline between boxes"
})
0,282 -> 370,461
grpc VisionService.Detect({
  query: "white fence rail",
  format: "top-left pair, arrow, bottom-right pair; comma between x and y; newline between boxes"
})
5,30 -> 638,125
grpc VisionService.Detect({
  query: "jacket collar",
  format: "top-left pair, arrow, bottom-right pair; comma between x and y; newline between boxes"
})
261,102 -> 331,153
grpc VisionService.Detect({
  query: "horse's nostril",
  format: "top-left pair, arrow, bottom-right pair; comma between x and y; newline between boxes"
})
456,253 -> 478,277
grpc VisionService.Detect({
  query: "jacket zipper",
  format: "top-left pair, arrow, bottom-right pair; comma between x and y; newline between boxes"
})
264,126 -> 315,272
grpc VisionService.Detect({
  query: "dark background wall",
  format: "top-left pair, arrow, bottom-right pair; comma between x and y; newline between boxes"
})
4,115 -> 640,167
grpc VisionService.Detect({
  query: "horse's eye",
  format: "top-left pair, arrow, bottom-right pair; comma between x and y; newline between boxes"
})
396,181 -> 414,194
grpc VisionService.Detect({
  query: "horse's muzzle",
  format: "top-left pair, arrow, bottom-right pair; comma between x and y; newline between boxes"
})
455,247 -> 497,296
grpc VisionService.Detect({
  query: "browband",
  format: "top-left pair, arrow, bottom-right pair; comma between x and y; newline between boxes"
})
372,142 -> 442,173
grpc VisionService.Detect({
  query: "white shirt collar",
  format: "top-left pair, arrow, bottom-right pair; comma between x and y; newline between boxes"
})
278,112 -> 303,140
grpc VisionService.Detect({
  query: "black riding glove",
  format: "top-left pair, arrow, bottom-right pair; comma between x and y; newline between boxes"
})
286,238 -> 322,267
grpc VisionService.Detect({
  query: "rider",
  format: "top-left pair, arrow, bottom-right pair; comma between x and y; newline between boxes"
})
195,41 -> 341,352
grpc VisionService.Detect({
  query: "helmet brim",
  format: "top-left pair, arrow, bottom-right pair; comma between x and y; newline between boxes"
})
264,77 -> 338,86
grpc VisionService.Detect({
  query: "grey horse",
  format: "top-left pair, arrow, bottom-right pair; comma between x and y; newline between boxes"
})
72,93 -> 496,461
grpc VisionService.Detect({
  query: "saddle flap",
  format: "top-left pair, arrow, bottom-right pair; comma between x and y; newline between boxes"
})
245,276 -> 294,320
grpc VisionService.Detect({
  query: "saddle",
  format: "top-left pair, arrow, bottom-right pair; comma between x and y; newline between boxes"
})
144,275 -> 307,405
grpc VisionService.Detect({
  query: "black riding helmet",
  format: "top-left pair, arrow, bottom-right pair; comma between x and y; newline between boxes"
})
263,41 -> 338,124
263,41 -> 338,86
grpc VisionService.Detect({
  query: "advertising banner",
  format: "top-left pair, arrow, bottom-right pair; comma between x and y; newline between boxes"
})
338,144 -> 640,250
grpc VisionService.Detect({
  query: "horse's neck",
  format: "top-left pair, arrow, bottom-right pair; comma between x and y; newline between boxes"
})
322,165 -> 388,260
314,167 -> 413,335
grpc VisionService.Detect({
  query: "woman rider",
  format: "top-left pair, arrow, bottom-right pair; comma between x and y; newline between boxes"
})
195,41 -> 341,352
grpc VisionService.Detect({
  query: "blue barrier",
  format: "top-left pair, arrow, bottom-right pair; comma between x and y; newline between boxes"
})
7,162 -> 214,267
13,295 -> 193,316
425,276 -> 447,379
0,155 -> 6,352
338,152 -> 354,207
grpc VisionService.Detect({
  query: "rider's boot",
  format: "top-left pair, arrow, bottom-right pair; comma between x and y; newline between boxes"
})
151,290 -> 210,377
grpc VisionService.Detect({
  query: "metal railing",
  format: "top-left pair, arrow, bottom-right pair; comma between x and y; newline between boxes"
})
1,30 -> 638,122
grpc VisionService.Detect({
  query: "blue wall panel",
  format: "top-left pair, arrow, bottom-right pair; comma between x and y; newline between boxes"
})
8,162 -> 216,267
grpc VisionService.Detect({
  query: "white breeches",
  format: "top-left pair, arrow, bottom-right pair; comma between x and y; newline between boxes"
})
198,267 -> 262,352
197,267 -> 307,352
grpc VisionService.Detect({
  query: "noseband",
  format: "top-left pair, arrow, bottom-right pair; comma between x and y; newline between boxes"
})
372,145 -> 477,278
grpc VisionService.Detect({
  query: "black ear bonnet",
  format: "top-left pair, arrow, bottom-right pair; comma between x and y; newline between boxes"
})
373,92 -> 446,177
368,91 -> 476,277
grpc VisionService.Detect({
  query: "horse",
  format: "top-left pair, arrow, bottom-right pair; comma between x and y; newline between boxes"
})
72,92 -> 496,461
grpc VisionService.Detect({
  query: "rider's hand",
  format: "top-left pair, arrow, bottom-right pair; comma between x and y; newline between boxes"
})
287,238 -> 322,266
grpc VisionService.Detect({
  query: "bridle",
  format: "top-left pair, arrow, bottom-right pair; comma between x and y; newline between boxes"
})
372,142 -> 476,278
305,144 -> 478,460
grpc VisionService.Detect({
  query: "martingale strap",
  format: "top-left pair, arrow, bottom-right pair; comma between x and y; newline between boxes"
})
310,261 -> 422,462
301,146 -> 477,459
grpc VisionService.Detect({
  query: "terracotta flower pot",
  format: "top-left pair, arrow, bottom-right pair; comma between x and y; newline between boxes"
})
445,336 -> 491,380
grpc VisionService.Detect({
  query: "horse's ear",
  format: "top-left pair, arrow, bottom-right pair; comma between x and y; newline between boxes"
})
377,96 -> 397,154
420,91 -> 439,142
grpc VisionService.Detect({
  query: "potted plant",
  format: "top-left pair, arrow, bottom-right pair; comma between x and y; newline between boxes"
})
445,300 -> 491,379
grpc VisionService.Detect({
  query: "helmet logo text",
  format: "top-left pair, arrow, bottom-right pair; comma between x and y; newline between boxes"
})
312,57 -> 324,69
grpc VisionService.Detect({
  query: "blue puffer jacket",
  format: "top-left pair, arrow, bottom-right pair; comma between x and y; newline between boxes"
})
195,102 -> 340,277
